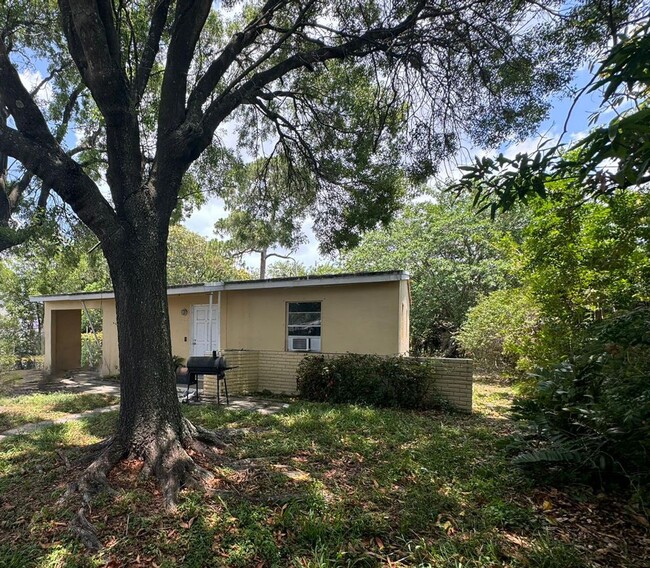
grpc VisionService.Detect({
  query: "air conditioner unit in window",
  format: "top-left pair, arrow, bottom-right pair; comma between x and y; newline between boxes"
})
289,336 -> 321,352
289,337 -> 309,351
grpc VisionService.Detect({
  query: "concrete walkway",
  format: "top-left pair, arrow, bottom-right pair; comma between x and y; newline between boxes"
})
0,405 -> 119,443
0,370 -> 291,443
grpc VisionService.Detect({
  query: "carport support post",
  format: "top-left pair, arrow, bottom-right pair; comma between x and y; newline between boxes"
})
208,292 -> 213,353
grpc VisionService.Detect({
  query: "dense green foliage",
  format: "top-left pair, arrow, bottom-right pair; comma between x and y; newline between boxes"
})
458,184 -> 650,372
80,332 -> 103,370
511,308 -> 650,490
451,18 -> 649,216
456,288 -> 540,372
266,260 -> 342,279
344,194 -> 524,354
296,353 -> 442,409
452,21 -> 650,491
166,226 -> 249,285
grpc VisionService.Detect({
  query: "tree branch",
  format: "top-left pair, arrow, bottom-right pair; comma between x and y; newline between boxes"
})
7,170 -> 33,209
58,0 -> 130,125
0,124 -> 119,244
210,0 -> 318,112
56,83 -> 85,142
186,0 -> 291,119
199,1 -> 426,143
134,0 -> 172,103
265,251 -> 296,261
0,43 -> 58,143
157,0 -> 211,137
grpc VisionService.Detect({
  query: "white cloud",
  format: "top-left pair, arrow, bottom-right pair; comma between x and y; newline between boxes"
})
183,196 -> 228,238
18,69 -> 54,106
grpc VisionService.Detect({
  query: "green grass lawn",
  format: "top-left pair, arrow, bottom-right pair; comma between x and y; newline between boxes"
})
0,392 -> 119,432
0,372 -> 22,396
0,382 -> 646,567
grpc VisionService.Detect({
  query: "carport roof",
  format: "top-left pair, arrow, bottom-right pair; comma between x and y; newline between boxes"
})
29,270 -> 409,303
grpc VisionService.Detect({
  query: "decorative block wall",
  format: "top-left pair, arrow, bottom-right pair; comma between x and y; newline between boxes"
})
204,350 -> 473,412
418,357 -> 473,412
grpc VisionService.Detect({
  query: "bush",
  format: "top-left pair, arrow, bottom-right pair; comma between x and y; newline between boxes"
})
296,353 -> 442,409
457,288 -> 542,373
511,308 -> 650,489
81,332 -> 103,369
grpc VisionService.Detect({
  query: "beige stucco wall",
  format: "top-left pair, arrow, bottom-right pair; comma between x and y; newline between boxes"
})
101,301 -> 119,376
398,280 -> 410,354
168,292 -> 222,361
222,281 -> 404,354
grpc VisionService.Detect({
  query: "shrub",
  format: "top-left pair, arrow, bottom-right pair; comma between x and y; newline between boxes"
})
296,353 -> 442,409
81,332 -> 103,369
457,288 -> 543,373
511,307 -> 650,489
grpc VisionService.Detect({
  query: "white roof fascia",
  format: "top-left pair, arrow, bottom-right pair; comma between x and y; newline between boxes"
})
168,284 -> 223,295
29,291 -> 115,303
29,284 -> 218,303
222,271 -> 409,291
30,272 -> 408,303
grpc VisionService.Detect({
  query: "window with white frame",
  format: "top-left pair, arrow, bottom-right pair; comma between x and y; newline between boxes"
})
287,302 -> 321,352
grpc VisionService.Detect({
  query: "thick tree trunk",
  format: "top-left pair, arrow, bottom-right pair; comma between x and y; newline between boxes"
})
110,235 -> 182,445
73,219 -> 221,508
102,230 -> 185,500
260,248 -> 267,279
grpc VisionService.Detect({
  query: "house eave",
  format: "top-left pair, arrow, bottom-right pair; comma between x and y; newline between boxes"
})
29,270 -> 410,303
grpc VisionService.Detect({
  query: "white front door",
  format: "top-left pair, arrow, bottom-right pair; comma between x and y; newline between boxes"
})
191,304 -> 220,356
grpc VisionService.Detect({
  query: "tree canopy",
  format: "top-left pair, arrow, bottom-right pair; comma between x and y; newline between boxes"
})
451,16 -> 650,215
344,192 -> 527,354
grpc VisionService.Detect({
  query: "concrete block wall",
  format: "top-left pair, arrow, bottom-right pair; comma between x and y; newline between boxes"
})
212,350 -> 473,412
223,350 -> 260,393
256,351 -> 305,394
203,350 -> 259,400
418,357 -> 473,412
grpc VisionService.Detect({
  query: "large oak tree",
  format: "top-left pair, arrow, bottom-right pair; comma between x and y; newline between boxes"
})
0,0 -> 631,507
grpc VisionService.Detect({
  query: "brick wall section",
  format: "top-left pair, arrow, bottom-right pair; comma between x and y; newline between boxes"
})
418,357 -> 473,412
215,350 -> 473,412
256,351 -> 305,394
223,350 -> 260,392
203,350 -> 259,401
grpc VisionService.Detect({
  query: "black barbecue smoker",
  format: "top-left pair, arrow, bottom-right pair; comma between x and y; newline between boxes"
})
177,351 -> 234,404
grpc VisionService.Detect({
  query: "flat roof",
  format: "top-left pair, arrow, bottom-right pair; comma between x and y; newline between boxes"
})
29,270 -> 409,303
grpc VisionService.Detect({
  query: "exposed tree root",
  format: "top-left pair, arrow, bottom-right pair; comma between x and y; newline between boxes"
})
69,508 -> 102,551
62,420 -> 233,550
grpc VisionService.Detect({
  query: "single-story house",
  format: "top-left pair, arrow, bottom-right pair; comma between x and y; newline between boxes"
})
30,270 -> 474,411
30,270 -> 411,378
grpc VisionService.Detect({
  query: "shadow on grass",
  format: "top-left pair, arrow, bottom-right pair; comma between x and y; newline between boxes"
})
0,411 -> 118,567
0,400 -> 595,568
50,393 -> 118,414
0,393 -> 118,433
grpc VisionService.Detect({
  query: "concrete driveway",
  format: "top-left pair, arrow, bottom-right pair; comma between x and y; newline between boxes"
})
0,369 -> 120,396
1,368 -> 290,416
